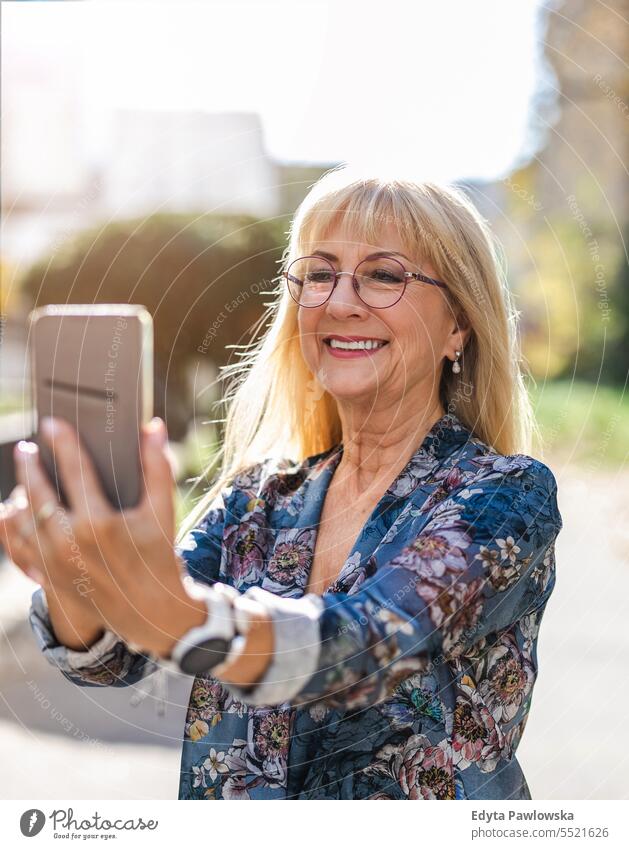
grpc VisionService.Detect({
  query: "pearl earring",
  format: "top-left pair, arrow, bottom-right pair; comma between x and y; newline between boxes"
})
452,350 -> 461,374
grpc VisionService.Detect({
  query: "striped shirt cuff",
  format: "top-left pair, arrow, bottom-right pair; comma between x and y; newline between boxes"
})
220,586 -> 324,707
29,587 -> 121,672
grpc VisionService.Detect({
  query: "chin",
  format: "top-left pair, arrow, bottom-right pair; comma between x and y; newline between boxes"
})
323,376 -> 381,403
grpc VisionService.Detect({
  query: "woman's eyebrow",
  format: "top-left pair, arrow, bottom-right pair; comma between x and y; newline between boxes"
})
311,249 -> 412,262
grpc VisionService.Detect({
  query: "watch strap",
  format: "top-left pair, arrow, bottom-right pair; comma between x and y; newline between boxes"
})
170,588 -> 235,673
176,637 -> 233,676
210,634 -> 248,678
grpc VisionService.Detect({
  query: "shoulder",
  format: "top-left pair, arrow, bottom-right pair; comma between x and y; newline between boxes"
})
433,416 -> 559,502
447,447 -> 562,537
445,422 -> 559,499
471,449 -> 558,491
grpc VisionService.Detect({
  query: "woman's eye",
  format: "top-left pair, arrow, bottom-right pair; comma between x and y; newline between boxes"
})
306,271 -> 333,283
372,269 -> 402,283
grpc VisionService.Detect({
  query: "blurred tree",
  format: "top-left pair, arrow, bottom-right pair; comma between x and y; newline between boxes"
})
510,209 -> 624,381
604,225 -> 629,387
19,213 -> 289,440
536,0 -> 628,385
0,258 -> 17,316
489,0 -> 629,387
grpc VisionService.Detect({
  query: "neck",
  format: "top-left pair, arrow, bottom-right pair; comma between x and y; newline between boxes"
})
333,394 -> 445,502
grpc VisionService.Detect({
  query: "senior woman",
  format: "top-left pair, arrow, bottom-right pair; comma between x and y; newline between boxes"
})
0,166 -> 562,800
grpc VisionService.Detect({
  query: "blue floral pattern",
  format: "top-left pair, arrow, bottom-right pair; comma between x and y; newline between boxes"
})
29,412 -> 562,800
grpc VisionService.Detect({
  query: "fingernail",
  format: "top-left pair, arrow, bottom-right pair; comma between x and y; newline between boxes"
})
147,418 -> 166,445
15,440 -> 37,456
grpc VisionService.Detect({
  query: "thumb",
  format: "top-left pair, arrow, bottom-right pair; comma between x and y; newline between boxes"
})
138,418 -> 176,524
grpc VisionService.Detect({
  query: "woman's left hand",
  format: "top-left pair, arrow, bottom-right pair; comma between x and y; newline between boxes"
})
8,416 -> 205,658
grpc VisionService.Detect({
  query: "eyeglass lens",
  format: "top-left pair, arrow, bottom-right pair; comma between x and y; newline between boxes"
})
286,256 -> 407,308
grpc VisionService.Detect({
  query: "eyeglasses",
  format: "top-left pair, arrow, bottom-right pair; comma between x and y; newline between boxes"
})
283,254 -> 447,309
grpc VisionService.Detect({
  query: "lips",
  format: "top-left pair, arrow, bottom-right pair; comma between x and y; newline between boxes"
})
323,333 -> 388,345
322,335 -> 389,358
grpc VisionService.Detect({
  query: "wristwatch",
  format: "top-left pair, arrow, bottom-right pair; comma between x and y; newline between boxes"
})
169,583 -> 252,677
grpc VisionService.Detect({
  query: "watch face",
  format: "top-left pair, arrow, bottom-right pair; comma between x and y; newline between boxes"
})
179,637 -> 231,676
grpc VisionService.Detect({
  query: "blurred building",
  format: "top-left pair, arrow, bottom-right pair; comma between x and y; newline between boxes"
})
1,39 -> 88,206
535,0 -> 629,225
101,110 -> 280,220
477,0 -> 629,382
0,31 -> 98,267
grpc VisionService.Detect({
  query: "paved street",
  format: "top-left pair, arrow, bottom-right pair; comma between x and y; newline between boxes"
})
516,462 -> 629,800
0,565 -> 192,799
1,461 -> 628,799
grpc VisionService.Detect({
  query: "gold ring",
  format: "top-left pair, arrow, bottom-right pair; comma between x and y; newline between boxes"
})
17,500 -> 57,541
34,500 -> 57,525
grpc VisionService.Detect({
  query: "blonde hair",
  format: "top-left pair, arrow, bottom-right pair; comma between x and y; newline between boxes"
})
176,164 -> 535,542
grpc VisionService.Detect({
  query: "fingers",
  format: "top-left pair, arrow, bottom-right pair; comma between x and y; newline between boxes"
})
14,440 -> 60,516
6,484 -> 27,507
0,498 -> 47,585
13,439 -> 68,571
136,418 -> 175,534
38,417 -> 111,517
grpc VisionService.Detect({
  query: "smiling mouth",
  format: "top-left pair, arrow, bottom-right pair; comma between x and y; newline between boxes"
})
323,337 -> 389,351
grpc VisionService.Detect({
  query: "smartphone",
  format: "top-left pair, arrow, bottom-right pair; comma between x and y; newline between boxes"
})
29,304 -> 153,510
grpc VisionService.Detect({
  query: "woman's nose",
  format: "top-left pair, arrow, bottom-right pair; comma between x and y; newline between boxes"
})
325,272 -> 365,315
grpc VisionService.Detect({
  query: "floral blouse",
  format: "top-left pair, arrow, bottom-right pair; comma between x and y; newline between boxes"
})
29,412 -> 562,800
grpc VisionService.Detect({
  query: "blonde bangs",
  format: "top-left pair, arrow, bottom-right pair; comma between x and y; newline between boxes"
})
293,180 -> 441,278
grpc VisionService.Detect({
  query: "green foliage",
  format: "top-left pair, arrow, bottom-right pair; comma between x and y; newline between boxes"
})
499,166 -> 628,388
0,395 -> 23,416
530,379 -> 629,468
603,227 -> 629,386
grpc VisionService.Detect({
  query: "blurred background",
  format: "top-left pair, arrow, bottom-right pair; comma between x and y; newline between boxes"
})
0,0 -> 627,800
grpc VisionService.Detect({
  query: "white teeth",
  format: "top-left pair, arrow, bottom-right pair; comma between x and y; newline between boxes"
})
328,339 -> 386,350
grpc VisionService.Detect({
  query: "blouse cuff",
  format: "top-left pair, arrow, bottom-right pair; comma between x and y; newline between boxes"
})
29,587 -> 121,673
220,586 -> 324,707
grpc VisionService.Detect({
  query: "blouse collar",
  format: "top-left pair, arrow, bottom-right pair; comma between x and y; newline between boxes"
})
297,411 -> 472,529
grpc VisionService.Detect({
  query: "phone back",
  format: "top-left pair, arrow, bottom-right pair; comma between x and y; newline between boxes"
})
29,304 -> 153,510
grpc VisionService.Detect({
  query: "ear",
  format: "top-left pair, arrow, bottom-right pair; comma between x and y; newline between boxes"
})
444,310 -> 471,360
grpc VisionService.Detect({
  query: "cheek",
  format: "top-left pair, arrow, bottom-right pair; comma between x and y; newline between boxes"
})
387,298 -> 447,360
386,301 -> 427,350
297,310 -> 321,364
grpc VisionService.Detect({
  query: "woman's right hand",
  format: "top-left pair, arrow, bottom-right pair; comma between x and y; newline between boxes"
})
2,417 -> 188,660
0,483 -> 106,650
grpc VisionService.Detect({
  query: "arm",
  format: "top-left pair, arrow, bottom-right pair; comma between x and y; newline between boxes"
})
219,459 -> 562,709
46,590 -> 105,650
28,488 -> 231,688
29,587 -> 155,688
